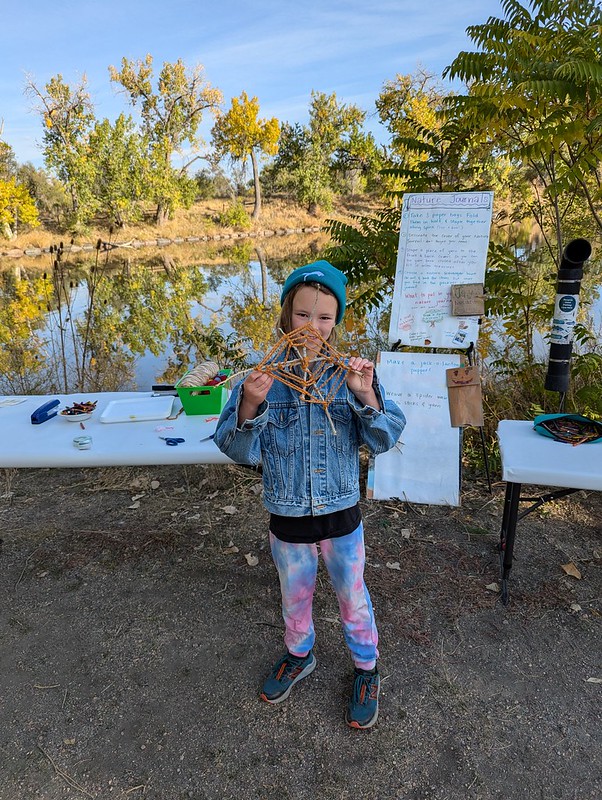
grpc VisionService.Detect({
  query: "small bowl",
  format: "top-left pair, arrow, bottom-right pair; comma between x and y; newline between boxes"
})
60,411 -> 92,422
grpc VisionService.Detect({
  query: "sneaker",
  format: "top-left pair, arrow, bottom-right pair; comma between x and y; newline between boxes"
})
260,651 -> 317,704
346,667 -> 380,729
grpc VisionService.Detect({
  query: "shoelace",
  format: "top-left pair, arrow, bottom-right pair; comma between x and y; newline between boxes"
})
352,672 -> 378,705
274,654 -> 308,681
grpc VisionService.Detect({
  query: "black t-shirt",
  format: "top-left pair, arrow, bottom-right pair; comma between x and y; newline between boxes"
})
269,503 -> 362,544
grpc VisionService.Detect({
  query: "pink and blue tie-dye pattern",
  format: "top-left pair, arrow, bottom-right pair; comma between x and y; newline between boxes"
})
269,522 -> 378,671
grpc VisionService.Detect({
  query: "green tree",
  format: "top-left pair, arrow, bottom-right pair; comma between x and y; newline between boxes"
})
375,70 -> 503,198
325,71 -> 496,310
25,74 -> 97,228
109,55 -> 222,225
273,91 -> 367,214
212,92 -> 280,218
332,124 -> 382,195
88,114 -> 147,226
0,133 -> 17,180
16,163 -> 70,226
444,0 -> 602,255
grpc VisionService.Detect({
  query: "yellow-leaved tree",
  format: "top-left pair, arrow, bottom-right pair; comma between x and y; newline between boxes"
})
110,55 -> 222,226
0,178 -> 39,238
212,92 -> 280,219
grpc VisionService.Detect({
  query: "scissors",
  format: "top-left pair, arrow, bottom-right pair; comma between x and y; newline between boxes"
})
159,436 -> 185,446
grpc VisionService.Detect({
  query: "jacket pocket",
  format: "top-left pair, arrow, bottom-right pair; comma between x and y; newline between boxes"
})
327,403 -> 354,455
265,406 -> 300,456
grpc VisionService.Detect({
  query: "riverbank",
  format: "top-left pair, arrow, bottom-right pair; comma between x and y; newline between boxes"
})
0,196 -> 380,265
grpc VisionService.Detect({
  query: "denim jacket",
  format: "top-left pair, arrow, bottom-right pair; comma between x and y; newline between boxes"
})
214,365 -> 406,517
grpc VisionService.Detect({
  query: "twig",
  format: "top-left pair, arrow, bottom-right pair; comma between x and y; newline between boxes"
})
15,545 -> 43,589
121,785 -> 148,797
37,745 -> 94,799
224,357 -> 361,388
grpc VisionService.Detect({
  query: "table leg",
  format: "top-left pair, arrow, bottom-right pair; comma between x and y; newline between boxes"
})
499,481 -> 521,605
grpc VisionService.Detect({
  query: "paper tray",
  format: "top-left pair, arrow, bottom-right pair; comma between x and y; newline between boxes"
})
99,396 -> 174,423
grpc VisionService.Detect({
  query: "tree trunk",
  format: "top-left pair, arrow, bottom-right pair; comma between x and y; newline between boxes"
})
1,221 -> 14,239
255,246 -> 268,304
250,149 -> 261,219
155,202 -> 169,227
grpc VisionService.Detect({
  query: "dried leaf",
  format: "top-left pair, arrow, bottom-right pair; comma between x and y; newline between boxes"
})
401,529 -> 411,539
63,738 -> 76,746
223,541 -> 239,554
584,677 -> 602,684
131,493 -> 145,502
485,582 -> 500,592
128,501 -> 140,510
244,553 -> 259,567
561,562 -> 582,579
150,480 -> 160,490
386,561 -> 401,571
570,603 -> 582,612
222,505 -> 237,515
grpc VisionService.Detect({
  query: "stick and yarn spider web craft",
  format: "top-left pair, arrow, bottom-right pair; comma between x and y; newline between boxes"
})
252,322 -> 359,432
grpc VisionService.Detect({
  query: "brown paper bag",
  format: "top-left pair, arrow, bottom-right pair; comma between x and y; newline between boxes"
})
446,366 -> 484,427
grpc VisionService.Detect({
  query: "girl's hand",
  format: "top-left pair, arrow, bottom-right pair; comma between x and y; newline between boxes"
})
243,370 -> 274,405
238,370 -> 274,425
346,357 -> 381,410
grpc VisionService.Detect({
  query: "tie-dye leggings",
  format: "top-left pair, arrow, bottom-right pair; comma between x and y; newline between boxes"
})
269,522 -> 378,671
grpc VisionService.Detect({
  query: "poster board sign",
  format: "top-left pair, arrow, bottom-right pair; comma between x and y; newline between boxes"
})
388,192 -> 494,349
367,352 -> 462,506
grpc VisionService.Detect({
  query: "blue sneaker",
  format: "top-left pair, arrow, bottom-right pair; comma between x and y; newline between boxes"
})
346,667 -> 380,729
260,651 -> 316,704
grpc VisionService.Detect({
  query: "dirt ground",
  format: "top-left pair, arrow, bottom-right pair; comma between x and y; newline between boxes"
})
0,461 -> 600,800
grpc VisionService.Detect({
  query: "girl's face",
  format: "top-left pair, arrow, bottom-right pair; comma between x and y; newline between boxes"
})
291,285 -> 338,354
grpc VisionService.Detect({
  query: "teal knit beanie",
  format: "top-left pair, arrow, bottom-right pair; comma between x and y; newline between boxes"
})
280,260 -> 348,324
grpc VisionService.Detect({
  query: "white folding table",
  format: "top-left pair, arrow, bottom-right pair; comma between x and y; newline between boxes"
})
0,391 -> 233,468
497,420 -> 602,604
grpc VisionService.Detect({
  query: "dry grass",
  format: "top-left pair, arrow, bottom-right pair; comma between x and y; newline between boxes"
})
4,196 -> 382,254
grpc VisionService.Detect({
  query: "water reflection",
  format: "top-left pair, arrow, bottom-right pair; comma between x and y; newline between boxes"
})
1,236 -> 600,396
0,238 -> 325,394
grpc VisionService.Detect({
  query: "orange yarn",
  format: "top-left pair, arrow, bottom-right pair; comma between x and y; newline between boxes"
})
254,323 -> 352,407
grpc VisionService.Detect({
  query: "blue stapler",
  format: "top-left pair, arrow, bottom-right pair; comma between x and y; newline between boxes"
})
31,398 -> 60,425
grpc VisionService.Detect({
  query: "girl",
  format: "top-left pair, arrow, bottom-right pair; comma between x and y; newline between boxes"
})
214,260 -> 405,729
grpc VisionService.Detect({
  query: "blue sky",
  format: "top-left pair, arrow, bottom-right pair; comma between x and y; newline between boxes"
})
2,0 -> 504,168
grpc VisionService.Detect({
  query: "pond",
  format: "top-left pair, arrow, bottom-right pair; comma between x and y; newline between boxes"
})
0,237 -> 328,395
0,235 -> 600,396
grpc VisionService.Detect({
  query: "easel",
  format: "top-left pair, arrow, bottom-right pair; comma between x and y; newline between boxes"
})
380,190 -> 495,506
